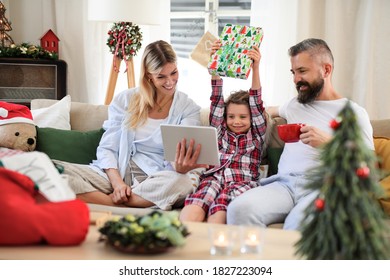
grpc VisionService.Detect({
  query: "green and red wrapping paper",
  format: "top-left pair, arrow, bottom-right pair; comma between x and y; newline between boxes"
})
208,24 -> 263,79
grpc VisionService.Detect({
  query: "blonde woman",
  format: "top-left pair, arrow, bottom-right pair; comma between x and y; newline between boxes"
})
58,40 -> 205,209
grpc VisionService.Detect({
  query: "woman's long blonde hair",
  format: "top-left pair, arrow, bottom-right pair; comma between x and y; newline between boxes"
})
126,40 -> 177,128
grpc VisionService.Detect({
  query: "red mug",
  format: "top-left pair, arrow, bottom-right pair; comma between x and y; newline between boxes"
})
277,123 -> 305,143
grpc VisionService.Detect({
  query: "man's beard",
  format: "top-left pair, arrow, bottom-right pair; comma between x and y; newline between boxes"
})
296,78 -> 324,104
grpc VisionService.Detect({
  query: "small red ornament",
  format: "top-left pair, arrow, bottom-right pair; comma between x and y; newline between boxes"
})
314,198 -> 325,211
329,117 -> 341,129
356,166 -> 370,178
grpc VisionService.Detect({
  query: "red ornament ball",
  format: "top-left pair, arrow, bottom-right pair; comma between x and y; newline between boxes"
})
329,118 -> 341,129
314,198 -> 325,211
356,166 -> 370,178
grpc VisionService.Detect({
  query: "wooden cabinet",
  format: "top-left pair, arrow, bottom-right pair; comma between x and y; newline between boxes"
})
0,58 -> 67,107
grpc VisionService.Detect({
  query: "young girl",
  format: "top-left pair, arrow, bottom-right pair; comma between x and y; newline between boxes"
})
180,42 -> 267,223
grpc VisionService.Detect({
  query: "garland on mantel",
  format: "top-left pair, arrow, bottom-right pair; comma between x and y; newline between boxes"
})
0,43 -> 58,60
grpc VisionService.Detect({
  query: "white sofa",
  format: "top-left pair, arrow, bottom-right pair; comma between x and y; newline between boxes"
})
31,98 -> 390,224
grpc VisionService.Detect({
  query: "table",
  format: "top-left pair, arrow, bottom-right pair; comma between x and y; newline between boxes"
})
0,214 -> 301,260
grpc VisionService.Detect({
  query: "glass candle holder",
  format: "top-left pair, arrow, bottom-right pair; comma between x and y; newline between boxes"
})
208,226 -> 235,256
239,226 -> 264,254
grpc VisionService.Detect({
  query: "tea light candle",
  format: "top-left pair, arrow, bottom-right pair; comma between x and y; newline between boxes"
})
209,229 -> 233,256
240,228 -> 262,254
213,233 -> 229,254
247,232 -> 259,244
215,233 -> 228,245
245,233 -> 259,250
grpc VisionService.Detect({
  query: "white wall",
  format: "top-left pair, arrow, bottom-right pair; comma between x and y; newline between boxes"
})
6,0 -> 48,45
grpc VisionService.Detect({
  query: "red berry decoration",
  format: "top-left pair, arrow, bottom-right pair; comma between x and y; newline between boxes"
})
356,166 -> 370,178
314,198 -> 325,211
329,117 -> 341,130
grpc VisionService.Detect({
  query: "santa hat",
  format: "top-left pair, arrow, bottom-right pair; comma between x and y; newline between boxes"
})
0,102 -> 34,126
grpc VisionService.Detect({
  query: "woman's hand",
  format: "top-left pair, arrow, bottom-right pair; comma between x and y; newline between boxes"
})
110,182 -> 132,204
105,168 -> 132,204
174,138 -> 208,174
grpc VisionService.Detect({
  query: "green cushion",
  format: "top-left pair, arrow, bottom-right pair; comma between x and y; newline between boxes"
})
36,127 -> 105,164
266,147 -> 283,175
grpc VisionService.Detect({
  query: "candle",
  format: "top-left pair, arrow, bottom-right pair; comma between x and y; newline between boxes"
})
209,228 -> 233,256
215,233 -> 228,246
240,227 -> 263,254
246,232 -> 259,246
214,233 -> 229,251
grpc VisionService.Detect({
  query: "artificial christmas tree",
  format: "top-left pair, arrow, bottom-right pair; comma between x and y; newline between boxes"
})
0,1 -> 14,47
295,101 -> 390,259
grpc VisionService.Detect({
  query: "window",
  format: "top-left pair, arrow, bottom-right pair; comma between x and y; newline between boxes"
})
170,0 -> 252,108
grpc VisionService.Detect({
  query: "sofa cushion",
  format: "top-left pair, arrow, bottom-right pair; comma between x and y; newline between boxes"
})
31,95 -> 71,130
267,116 -> 286,148
69,102 -> 108,131
373,137 -> 390,216
374,137 -> 390,172
31,99 -> 108,132
36,127 -> 105,164
371,119 -> 390,138
379,175 -> 390,216
266,147 -> 283,175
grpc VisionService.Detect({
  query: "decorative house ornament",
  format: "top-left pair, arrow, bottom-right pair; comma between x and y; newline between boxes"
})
0,1 -> 14,47
40,29 -> 60,55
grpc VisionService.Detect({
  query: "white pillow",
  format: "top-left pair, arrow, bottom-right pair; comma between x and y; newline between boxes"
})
31,95 -> 71,130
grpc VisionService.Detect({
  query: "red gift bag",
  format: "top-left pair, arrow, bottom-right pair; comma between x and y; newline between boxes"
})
0,168 -> 90,245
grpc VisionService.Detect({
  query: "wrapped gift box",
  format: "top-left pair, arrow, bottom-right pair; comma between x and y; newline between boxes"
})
207,24 -> 263,79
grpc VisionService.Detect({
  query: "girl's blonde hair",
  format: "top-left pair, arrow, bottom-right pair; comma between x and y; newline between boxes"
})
126,40 -> 177,128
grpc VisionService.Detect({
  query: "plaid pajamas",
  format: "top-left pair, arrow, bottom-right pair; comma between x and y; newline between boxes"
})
184,79 -> 267,216
186,173 -> 259,215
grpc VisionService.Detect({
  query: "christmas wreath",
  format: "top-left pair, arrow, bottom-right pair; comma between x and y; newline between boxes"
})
107,22 -> 142,60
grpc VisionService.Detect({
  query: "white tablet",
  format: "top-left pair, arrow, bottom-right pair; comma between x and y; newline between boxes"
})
160,124 -> 220,165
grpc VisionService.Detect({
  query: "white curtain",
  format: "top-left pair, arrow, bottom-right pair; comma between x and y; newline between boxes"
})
250,0 -> 299,108
251,0 -> 390,119
50,0 -> 112,104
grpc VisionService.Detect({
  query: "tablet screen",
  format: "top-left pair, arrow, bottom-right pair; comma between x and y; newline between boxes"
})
160,124 -> 220,165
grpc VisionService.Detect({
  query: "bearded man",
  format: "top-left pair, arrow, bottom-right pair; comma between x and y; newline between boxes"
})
227,38 -> 374,230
